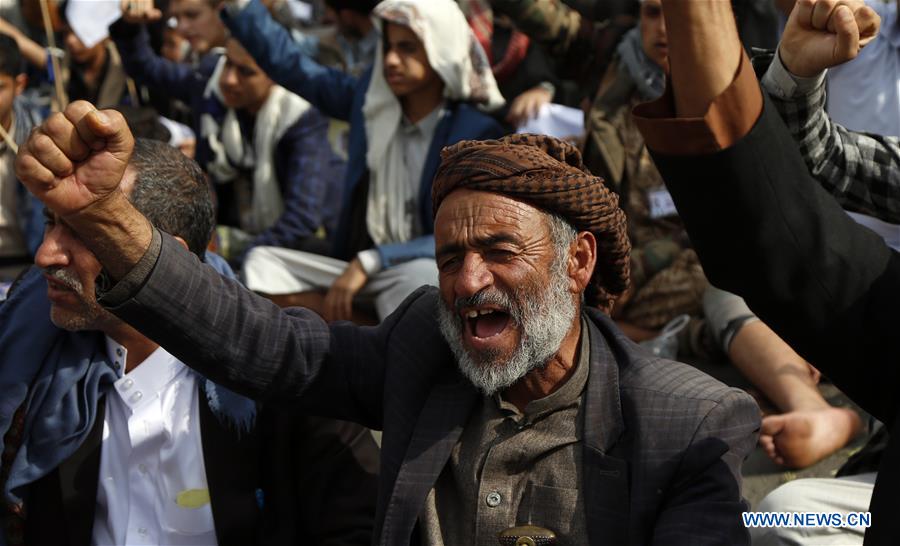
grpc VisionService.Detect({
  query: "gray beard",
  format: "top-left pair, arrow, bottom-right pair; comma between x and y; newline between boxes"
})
437,262 -> 577,395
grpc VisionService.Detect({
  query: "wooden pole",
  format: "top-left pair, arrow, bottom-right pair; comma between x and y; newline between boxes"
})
38,0 -> 68,111
109,42 -> 140,106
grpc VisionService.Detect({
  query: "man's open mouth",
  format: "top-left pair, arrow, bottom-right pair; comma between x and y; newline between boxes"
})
463,308 -> 511,339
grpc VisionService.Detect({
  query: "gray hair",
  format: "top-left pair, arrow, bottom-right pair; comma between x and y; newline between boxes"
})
128,139 -> 215,257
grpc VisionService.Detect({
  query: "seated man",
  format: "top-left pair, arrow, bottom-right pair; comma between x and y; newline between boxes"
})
111,4 -> 345,265
16,102 -> 760,544
220,0 -> 506,322
0,138 -> 379,545
0,36 -> 43,286
630,0 -> 900,541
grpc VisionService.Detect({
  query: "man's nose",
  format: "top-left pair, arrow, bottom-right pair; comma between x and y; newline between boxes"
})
454,253 -> 492,299
383,49 -> 400,67
34,228 -> 69,269
220,66 -> 238,87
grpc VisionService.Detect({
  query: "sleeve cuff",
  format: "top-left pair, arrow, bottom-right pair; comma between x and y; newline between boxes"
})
97,227 -> 162,307
632,49 -> 763,155
761,49 -> 827,100
356,249 -> 382,276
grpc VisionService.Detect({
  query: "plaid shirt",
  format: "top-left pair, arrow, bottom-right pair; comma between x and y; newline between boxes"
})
762,52 -> 900,223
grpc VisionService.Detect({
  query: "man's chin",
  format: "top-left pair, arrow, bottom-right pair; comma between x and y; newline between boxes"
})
454,346 -> 536,395
49,304 -> 106,332
49,308 -> 86,331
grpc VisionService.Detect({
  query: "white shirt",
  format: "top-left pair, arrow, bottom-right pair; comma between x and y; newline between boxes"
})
92,338 -> 218,546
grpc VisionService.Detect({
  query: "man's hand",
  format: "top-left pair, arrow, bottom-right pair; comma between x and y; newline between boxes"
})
506,85 -> 553,128
323,258 -> 368,322
120,0 -> 163,24
16,101 -> 133,218
780,0 -> 880,78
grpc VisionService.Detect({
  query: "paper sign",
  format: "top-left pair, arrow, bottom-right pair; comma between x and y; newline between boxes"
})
516,103 -> 585,141
65,0 -> 122,50
286,0 -> 313,22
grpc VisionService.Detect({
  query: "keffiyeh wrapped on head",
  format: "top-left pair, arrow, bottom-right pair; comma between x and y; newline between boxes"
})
432,134 -> 631,313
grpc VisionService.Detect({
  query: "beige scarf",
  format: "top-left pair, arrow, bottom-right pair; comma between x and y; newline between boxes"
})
202,56 -> 312,235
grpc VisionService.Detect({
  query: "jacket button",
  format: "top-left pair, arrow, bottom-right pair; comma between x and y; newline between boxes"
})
486,491 -> 502,507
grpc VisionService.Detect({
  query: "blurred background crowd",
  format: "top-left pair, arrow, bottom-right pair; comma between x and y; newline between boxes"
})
0,0 -> 897,543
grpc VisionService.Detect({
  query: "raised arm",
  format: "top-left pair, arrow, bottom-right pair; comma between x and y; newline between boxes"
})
762,3 -> 900,223
221,0 -> 358,121
0,17 -> 48,69
663,0 -> 744,119
14,100 -> 391,427
108,18 -> 197,104
634,0 -> 900,429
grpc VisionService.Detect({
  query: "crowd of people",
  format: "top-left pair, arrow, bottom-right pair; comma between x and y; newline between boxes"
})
0,0 -> 897,544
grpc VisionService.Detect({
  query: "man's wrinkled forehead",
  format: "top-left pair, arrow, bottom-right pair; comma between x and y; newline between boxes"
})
435,188 -> 546,225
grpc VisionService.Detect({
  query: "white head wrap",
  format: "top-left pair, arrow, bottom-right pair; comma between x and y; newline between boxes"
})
361,0 -> 504,246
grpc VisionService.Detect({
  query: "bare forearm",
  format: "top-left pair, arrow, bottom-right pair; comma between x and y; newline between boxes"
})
662,0 -> 742,118
64,189 -> 153,280
0,20 -> 47,69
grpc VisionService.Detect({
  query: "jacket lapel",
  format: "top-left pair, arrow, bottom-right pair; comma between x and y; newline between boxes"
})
582,313 -> 631,545
379,371 -> 478,546
198,389 -> 261,546
55,397 -> 105,546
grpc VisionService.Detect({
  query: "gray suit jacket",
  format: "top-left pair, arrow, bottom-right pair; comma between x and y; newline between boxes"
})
106,233 -> 759,545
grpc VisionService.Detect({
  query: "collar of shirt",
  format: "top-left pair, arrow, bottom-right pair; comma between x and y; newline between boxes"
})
401,102 -> 447,137
105,336 -> 187,408
495,314 -> 591,423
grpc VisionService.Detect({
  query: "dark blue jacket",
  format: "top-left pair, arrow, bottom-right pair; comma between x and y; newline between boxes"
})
108,19 -> 345,257
222,0 -> 505,266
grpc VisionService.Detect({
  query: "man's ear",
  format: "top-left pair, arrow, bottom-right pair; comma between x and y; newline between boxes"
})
173,235 -> 190,252
568,231 -> 597,294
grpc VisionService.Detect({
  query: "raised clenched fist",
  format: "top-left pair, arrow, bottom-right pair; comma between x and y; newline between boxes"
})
120,0 -> 163,24
15,100 -> 134,218
780,0 -> 881,77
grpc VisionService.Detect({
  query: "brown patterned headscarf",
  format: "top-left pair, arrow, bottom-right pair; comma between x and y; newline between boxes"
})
432,134 -> 631,313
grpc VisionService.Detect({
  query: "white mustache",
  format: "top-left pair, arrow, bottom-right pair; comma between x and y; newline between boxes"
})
454,288 -> 520,324
43,267 -> 84,293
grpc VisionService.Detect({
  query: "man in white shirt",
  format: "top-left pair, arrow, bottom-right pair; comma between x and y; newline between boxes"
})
0,138 -> 379,545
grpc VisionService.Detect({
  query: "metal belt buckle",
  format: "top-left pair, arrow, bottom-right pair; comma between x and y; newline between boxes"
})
497,524 -> 557,546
